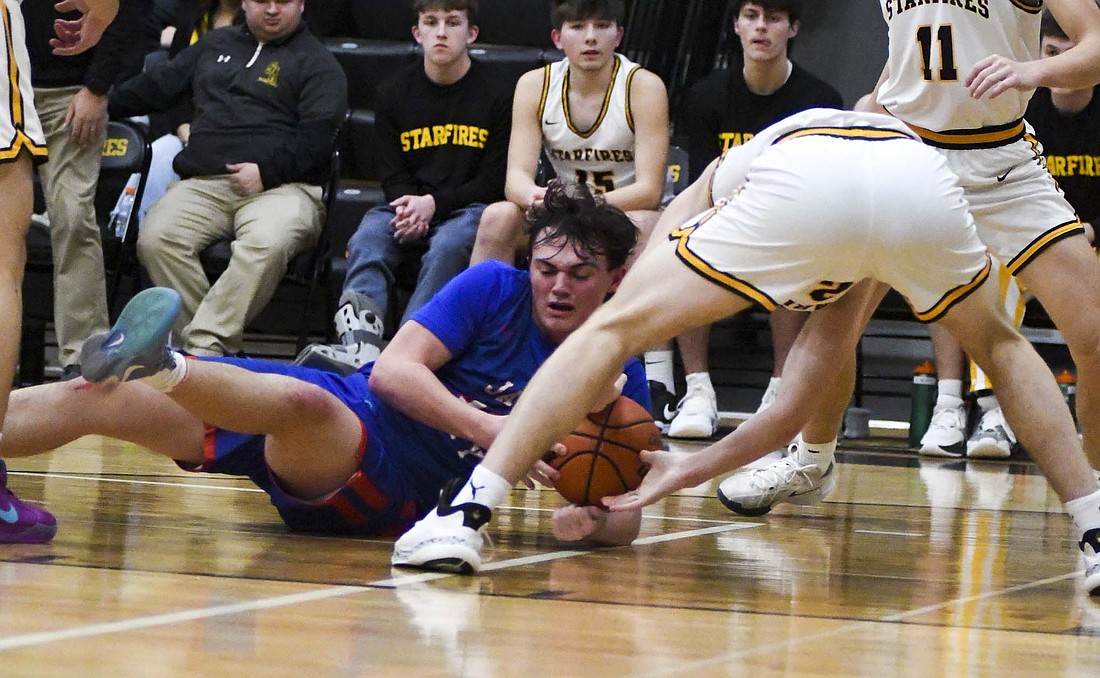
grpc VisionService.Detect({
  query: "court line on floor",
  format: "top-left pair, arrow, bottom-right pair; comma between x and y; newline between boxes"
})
632,570 -> 1078,677
0,519 -> 757,651
17,472 -> 265,493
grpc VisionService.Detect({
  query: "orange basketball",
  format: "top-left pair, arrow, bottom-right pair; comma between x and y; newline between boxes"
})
548,396 -> 662,506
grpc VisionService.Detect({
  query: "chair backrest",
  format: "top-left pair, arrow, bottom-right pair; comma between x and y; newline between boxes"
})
97,120 -> 153,245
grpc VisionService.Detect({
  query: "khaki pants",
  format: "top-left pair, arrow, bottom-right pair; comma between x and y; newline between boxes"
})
34,86 -> 109,366
138,175 -> 323,355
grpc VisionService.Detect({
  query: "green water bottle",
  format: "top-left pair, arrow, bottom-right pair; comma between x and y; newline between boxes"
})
908,360 -> 937,448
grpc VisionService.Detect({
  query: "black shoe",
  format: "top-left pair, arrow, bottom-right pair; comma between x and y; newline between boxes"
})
648,380 -> 678,434
59,364 -> 82,381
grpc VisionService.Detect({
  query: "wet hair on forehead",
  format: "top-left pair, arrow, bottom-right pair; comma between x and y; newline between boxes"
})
525,180 -> 637,271
735,0 -> 802,23
414,0 -> 479,24
551,0 -> 625,29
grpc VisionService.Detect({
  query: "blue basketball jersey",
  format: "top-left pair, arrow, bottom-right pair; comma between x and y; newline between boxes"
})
367,261 -> 650,507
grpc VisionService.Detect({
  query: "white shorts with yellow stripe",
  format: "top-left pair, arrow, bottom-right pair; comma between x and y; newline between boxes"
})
1,0 -> 47,164
935,127 -> 1082,275
671,134 -> 990,321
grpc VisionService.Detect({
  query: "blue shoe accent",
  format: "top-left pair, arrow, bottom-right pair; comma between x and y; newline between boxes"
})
80,287 -> 181,383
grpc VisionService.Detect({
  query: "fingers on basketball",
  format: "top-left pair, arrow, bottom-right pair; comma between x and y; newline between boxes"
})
548,396 -> 663,506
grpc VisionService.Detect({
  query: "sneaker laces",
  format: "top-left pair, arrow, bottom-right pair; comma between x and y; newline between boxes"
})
976,407 -> 1015,441
676,384 -> 716,416
929,404 -> 965,430
747,457 -> 818,492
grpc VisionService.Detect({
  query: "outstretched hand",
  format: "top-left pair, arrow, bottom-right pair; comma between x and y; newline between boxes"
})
50,0 -> 119,56
602,448 -> 694,512
966,55 -> 1038,100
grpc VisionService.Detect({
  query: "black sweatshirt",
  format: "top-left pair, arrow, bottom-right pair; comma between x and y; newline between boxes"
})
374,59 -> 512,220
22,0 -> 150,94
108,22 -> 347,189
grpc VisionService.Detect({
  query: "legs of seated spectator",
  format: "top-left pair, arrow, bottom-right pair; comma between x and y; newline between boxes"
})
138,177 -> 235,338
401,204 -> 484,323
470,200 -> 527,265
343,205 -> 403,320
35,86 -> 110,368
343,203 -> 482,325
138,177 -> 323,355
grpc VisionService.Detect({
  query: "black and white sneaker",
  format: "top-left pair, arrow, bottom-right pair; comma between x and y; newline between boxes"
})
392,479 -> 492,574
648,381 -> 679,435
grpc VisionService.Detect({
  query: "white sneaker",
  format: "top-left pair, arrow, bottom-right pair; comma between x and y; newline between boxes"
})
919,403 -> 967,458
966,407 -> 1015,458
717,456 -> 836,516
755,377 -> 780,415
667,384 -> 717,439
392,479 -> 491,574
1083,528 -> 1100,596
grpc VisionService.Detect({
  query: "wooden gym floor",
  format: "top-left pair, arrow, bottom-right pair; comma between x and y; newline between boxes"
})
1,434 -> 1098,676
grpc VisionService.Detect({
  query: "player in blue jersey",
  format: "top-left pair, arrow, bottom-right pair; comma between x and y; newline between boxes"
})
0,180 -> 648,545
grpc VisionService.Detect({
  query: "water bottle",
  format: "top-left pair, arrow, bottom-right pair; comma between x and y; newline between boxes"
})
108,173 -> 140,239
908,360 -> 937,448
1056,369 -> 1077,428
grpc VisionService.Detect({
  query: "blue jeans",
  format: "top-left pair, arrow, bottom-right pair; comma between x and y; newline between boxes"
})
344,203 -> 485,326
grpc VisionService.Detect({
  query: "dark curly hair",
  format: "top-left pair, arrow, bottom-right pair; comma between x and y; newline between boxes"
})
525,179 -> 638,271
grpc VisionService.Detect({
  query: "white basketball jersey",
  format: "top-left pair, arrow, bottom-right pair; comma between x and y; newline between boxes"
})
538,53 -> 641,194
710,108 -> 920,202
878,0 -> 1041,142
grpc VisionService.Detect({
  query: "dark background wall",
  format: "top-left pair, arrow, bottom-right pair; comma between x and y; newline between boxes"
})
793,1 -> 889,108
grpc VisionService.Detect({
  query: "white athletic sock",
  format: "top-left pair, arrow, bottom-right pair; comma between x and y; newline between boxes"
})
139,351 -> 189,393
1066,487 -> 1100,535
644,350 -> 675,393
936,379 -> 963,406
683,371 -> 714,395
935,394 -> 963,411
451,465 -> 511,509
793,436 -> 836,471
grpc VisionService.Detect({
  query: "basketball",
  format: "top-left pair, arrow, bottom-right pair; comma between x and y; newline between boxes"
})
547,396 -> 662,506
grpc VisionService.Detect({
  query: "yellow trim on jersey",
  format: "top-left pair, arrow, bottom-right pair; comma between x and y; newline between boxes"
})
1005,220 -> 1085,274
623,65 -> 640,133
562,56 -> 620,139
914,256 -> 992,322
3,3 -> 24,128
670,219 -> 778,311
1009,0 -> 1043,14
774,126 -> 917,144
0,132 -> 48,161
537,65 -> 552,120
905,117 -> 1026,149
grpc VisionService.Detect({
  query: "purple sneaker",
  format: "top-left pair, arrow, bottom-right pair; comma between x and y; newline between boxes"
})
0,459 -> 57,544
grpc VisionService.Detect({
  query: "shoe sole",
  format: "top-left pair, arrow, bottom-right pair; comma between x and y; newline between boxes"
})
81,288 -> 181,383
716,466 -> 837,517
966,443 -> 1012,459
667,424 -> 718,439
1087,566 -> 1100,597
392,543 -> 481,574
919,443 -> 965,458
0,522 -> 57,544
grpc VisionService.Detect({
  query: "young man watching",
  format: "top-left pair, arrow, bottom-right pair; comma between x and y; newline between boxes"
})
466,0 -> 676,424
297,0 -> 512,373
